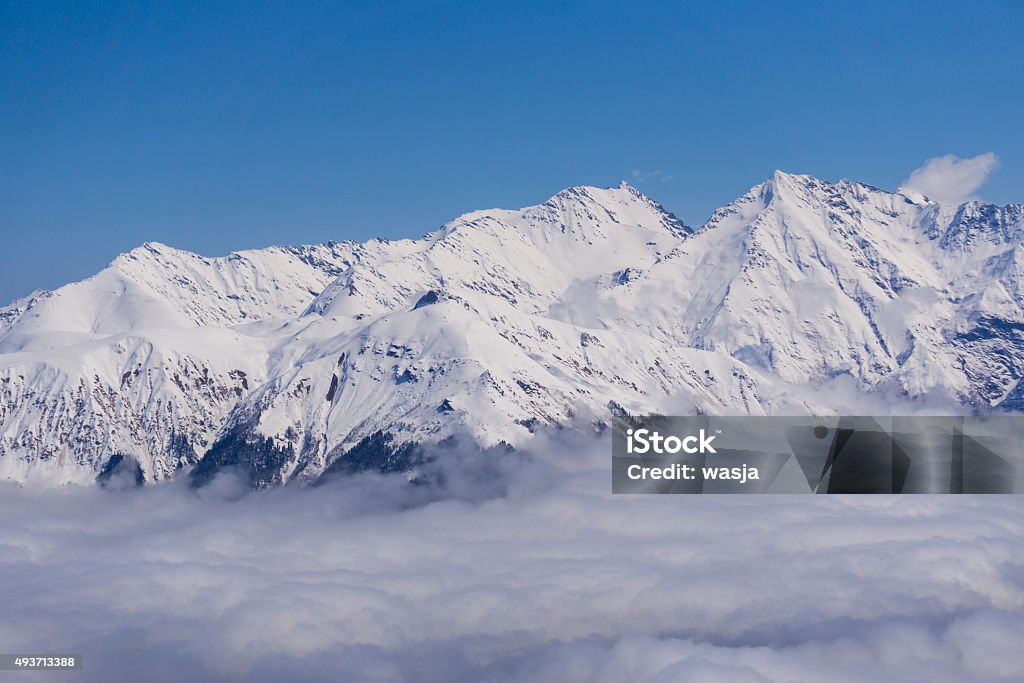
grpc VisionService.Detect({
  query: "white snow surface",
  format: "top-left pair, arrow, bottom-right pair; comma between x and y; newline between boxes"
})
2,174 -> 1023,484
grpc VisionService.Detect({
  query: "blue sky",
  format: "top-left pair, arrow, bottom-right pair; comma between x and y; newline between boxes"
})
2,1 -> 1022,304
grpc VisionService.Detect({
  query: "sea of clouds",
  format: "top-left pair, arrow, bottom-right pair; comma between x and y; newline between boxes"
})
1,429 -> 1022,682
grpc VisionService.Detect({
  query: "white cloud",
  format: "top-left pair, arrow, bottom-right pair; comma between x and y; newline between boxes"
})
901,152 -> 1000,204
630,169 -> 670,184
0,433 -> 1022,682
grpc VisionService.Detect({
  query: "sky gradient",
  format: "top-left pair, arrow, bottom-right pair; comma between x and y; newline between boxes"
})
2,0 -> 1023,304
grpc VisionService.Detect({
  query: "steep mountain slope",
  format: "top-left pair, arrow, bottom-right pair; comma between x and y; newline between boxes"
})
187,184 -> 756,486
1,175 -> 1022,486
0,241 -> 357,351
0,242 -> 355,483
0,330 -> 263,483
587,173 -> 954,387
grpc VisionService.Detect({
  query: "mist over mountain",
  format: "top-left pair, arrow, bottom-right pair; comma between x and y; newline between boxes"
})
2,172 -> 1023,486
2,441 -> 1022,682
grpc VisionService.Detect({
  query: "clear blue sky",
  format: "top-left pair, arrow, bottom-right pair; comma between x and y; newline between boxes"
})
2,1 -> 1022,304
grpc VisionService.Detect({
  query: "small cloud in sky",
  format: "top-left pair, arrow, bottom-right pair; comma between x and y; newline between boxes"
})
901,152 -> 999,204
630,169 -> 673,184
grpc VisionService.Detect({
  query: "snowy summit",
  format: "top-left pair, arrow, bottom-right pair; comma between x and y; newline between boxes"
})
1,173 -> 1023,486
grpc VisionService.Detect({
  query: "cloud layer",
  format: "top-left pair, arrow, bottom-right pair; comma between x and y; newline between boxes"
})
1,434 -> 1022,682
901,152 -> 1000,204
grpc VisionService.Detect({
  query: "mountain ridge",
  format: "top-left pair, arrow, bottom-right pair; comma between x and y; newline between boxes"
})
2,174 -> 1022,486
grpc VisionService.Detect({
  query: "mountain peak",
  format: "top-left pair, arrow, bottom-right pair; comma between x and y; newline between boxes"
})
758,170 -> 914,209
769,168 -> 802,182
433,181 -> 690,241
6,173 -> 1024,485
548,182 -> 634,204
542,182 -> 690,237
111,241 -> 191,268
764,169 -> 834,192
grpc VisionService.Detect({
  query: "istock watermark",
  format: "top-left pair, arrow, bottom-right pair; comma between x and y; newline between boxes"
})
611,415 -> 1024,494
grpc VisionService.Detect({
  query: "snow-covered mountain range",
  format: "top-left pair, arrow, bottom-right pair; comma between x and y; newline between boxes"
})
3,172 -> 1023,486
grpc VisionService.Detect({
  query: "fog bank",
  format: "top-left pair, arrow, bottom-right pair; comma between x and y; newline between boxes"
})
1,433 -> 1022,682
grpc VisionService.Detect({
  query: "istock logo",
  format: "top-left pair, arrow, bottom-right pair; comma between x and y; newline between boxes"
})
625,428 -> 717,454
